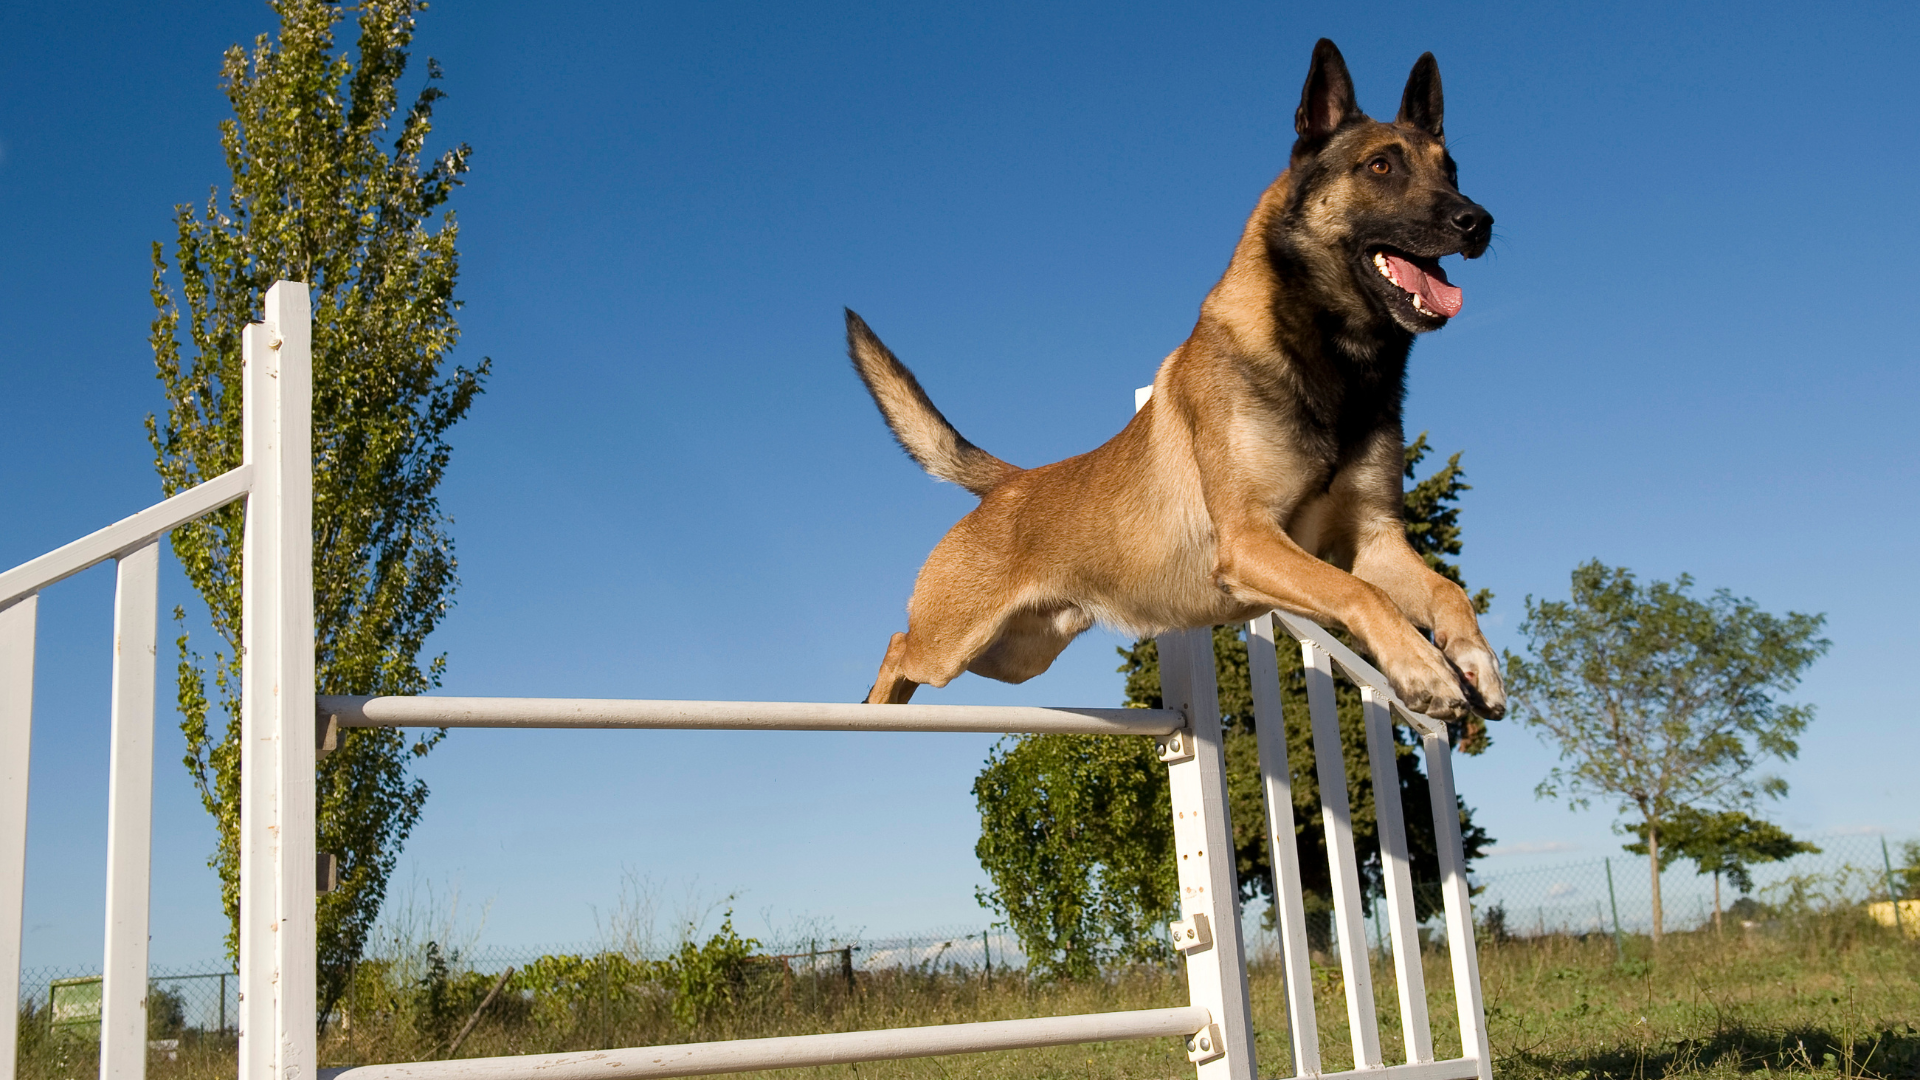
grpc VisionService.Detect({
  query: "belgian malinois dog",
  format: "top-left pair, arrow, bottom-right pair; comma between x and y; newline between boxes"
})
846,39 -> 1504,722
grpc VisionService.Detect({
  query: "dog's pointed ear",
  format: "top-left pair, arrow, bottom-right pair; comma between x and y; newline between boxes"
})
1397,52 -> 1444,137
1294,39 -> 1359,142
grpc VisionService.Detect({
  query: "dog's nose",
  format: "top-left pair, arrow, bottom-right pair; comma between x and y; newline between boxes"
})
1450,204 -> 1493,237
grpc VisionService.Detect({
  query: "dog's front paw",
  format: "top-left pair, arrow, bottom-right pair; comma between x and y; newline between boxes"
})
1442,639 -> 1506,721
1380,636 -> 1473,722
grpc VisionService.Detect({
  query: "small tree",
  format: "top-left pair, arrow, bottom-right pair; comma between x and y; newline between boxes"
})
974,437 -> 1493,975
1623,807 -> 1817,932
147,0 -> 484,1018
1505,562 -> 1828,941
972,727 -> 1178,979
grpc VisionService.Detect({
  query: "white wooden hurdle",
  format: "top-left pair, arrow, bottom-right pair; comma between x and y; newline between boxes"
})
0,282 -> 1490,1080
1,282 -> 312,1080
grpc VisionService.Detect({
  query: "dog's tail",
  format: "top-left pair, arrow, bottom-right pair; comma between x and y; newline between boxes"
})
845,309 -> 1019,498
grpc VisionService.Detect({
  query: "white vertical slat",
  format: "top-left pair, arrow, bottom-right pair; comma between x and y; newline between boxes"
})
100,542 -> 160,1080
267,282 -> 317,1080
1361,687 -> 1432,1064
0,594 -> 38,1080
239,314 -> 280,1080
1157,628 -> 1256,1080
1423,731 -> 1490,1080
1301,640 -> 1382,1069
1245,614 -> 1320,1075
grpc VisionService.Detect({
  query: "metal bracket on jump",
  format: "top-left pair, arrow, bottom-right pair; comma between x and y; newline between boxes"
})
1168,912 -> 1214,954
1155,716 -> 1196,764
1186,1022 -> 1226,1064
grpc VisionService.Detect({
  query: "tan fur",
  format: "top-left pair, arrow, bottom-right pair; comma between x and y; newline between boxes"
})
851,42 -> 1505,721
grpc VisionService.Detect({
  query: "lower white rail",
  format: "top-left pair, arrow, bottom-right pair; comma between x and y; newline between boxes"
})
1316,1058 -> 1482,1080
318,1007 -> 1210,1080
319,695 -> 1182,735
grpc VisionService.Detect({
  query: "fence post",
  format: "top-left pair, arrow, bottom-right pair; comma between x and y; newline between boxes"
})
1884,836 -> 1906,935
1156,628 -> 1256,1080
101,541 -> 160,1080
981,930 -> 991,987
1605,857 -> 1624,961
0,594 -> 38,1080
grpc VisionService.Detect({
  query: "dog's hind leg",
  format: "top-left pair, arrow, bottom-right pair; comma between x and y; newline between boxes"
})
865,600 -> 1086,704
864,508 -> 1051,704
867,633 -> 920,704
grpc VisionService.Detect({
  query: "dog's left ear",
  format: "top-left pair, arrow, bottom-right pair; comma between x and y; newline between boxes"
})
1397,52 -> 1444,137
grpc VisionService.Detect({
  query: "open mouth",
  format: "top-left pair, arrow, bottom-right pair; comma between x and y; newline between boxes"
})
1370,248 -> 1462,320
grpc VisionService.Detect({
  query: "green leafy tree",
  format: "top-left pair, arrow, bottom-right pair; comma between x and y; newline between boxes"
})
1505,562 -> 1828,942
974,437 -> 1493,976
1622,807 -> 1817,931
972,733 -> 1178,979
146,0 -> 485,1020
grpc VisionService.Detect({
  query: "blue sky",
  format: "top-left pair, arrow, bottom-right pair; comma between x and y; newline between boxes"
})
3,0 -> 1917,971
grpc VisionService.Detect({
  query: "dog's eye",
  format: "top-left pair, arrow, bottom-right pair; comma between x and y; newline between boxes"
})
1368,158 -> 1391,175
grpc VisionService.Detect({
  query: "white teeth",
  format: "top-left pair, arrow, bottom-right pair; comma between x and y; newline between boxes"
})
1376,251 -> 1442,316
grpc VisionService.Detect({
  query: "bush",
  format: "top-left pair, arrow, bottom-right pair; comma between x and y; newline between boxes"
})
665,913 -> 760,1027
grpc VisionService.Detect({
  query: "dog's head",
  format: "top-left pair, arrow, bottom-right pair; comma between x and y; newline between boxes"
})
1277,40 -> 1493,334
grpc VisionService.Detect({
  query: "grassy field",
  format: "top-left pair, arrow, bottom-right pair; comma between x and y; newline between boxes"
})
18,910 -> 1918,1080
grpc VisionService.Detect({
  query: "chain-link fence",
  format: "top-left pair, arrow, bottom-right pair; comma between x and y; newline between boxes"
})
12,928 -> 1027,1042
456,925 -> 1029,983
1458,830 -> 1915,942
1244,830 -> 1918,955
16,964 -> 239,1042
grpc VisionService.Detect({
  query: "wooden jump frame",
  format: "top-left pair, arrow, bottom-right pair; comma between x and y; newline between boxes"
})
1,283 -> 1490,1080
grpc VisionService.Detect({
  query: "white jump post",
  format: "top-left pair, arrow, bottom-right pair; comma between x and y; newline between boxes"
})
1156,628 -> 1257,1080
0,595 -> 34,1080
100,540 -> 160,1080
0,283 -> 298,1080
1245,614 -> 1320,1075
1302,634 -> 1383,1071
238,282 -> 317,1080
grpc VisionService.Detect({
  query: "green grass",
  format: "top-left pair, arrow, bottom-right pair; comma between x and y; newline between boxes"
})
17,911 -> 1918,1080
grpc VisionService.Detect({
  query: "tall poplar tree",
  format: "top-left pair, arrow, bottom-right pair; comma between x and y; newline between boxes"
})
146,0 -> 485,1017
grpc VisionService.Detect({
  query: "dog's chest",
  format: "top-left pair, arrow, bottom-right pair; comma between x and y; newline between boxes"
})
1244,387 -> 1388,495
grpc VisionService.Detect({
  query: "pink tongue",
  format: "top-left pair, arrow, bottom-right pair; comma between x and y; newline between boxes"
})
1384,254 -> 1463,317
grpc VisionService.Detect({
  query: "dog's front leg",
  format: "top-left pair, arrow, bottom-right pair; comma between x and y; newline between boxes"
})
1349,523 -> 1506,719
1210,518 -> 1476,720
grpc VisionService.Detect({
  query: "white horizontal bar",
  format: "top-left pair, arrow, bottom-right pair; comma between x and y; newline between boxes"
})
319,1006 -> 1211,1080
1268,611 -> 1447,735
320,696 -> 1183,736
0,465 -> 253,607
1313,1057 -> 1482,1080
